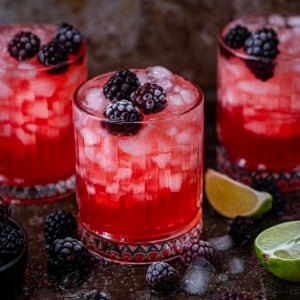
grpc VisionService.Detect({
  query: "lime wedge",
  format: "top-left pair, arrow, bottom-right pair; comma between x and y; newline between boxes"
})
205,169 -> 272,218
254,221 -> 300,282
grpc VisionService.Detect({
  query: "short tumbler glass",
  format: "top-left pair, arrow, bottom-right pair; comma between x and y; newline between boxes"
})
73,66 -> 204,263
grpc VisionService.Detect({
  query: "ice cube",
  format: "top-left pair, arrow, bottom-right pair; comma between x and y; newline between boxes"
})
169,173 -> 183,192
168,93 -> 184,106
268,14 -> 286,27
16,90 -> 35,105
118,138 -> 145,156
30,78 -> 56,97
287,16 -> 300,27
166,126 -> 179,136
84,146 -> 95,161
86,184 -> 96,195
208,234 -> 234,251
22,99 -> 50,119
15,128 -> 35,145
85,88 -> 104,112
176,128 -> 193,144
237,80 -> 280,96
81,128 -> 100,146
227,256 -> 245,274
0,80 -> 13,98
151,153 -> 171,169
0,107 -> 9,122
160,78 -> 172,90
106,182 -> 119,194
180,88 -> 196,105
182,257 -> 216,296
17,63 -> 37,79
135,70 -> 148,85
132,182 -> 145,194
0,123 -> 11,137
146,66 -> 172,82
115,167 -> 133,180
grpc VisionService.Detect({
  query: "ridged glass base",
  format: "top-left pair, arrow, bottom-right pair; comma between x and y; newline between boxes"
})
0,175 -> 75,204
217,145 -> 300,191
79,220 -> 202,264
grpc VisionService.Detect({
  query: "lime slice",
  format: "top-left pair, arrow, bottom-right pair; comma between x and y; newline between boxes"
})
254,221 -> 300,282
205,169 -> 272,218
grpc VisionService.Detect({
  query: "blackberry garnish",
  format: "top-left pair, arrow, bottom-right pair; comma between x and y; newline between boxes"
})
0,196 -> 11,224
146,261 -> 179,294
47,237 -> 90,280
244,59 -> 275,81
103,69 -> 140,101
224,25 -> 250,49
80,290 -> 109,300
0,224 -> 24,264
7,31 -> 40,61
251,178 -> 285,216
102,99 -> 143,136
214,291 -> 252,300
180,238 -> 214,266
54,22 -> 83,54
44,210 -> 77,249
131,83 -> 167,114
228,216 -> 254,245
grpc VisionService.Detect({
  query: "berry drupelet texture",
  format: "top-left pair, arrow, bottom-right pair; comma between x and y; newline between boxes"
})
146,261 -> 179,294
7,31 -> 40,61
228,216 -> 254,245
55,22 -> 83,54
214,291 -> 252,300
224,25 -> 251,49
44,210 -> 77,248
38,42 -> 68,66
0,196 -> 11,224
180,238 -> 214,266
103,69 -> 140,101
80,290 -> 109,300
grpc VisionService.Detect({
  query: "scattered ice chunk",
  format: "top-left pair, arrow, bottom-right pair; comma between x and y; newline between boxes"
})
208,234 -> 234,251
146,66 -> 172,82
169,173 -> 183,192
182,257 -> 216,296
85,88 -> 104,112
227,256 -> 245,274
30,78 -> 56,97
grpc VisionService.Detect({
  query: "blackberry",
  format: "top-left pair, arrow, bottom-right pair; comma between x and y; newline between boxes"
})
7,31 -> 40,61
244,59 -> 275,81
180,238 -> 214,266
0,196 -> 11,224
251,178 -> 285,216
80,290 -> 109,300
103,69 -> 140,101
102,99 -> 143,136
244,28 -> 279,59
44,210 -> 77,248
224,25 -> 250,49
146,261 -> 179,294
38,42 -> 68,71
228,216 -> 254,245
0,224 -> 24,264
214,291 -> 252,300
47,237 -> 90,279
54,22 -> 83,54
131,83 -> 167,114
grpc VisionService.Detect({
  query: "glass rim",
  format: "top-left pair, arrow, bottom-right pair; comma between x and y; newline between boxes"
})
73,70 -> 204,124
217,14 -> 300,62
0,22 -> 87,72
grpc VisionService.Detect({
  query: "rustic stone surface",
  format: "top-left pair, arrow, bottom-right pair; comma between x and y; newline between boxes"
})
0,0 -> 300,87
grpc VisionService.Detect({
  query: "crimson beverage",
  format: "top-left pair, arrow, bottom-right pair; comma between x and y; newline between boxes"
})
74,66 -> 204,263
217,15 -> 300,190
0,23 -> 87,202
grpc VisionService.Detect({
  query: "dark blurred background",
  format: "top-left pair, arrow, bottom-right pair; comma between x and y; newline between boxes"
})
1,0 -> 300,89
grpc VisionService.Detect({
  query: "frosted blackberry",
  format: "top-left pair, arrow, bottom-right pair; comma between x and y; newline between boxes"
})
228,216 -> 254,245
180,238 -> 214,266
44,210 -> 77,248
102,99 -> 143,135
131,83 -> 167,113
103,69 -> 140,101
47,237 -> 90,279
214,291 -> 252,300
80,290 -> 109,300
0,196 -> 11,224
0,224 -> 24,264
55,22 -> 83,54
38,42 -> 68,68
7,31 -> 40,61
224,25 -> 250,49
251,178 -> 284,216
146,261 -> 179,294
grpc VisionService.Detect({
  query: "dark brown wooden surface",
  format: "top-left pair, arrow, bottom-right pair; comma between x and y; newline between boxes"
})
8,91 -> 300,299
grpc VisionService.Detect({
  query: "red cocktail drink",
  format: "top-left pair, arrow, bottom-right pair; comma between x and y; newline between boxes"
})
74,66 -> 203,263
217,15 -> 300,190
0,23 -> 87,202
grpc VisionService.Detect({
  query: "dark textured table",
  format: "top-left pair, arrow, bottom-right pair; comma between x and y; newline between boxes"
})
7,91 -> 300,299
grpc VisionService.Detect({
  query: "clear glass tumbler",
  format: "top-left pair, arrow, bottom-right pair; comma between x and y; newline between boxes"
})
73,66 -> 204,263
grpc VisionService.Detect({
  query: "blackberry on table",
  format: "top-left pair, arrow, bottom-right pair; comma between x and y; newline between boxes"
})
103,69 -> 140,101
80,290 -> 109,300
146,261 -> 179,294
54,22 -> 83,54
47,237 -> 90,279
7,31 -> 40,61
224,25 -> 250,49
214,291 -> 252,300
180,238 -> 214,266
0,224 -> 24,264
0,196 -> 11,224
131,83 -> 167,114
44,210 -> 77,248
228,216 -> 254,245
